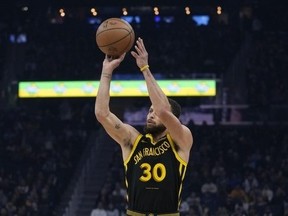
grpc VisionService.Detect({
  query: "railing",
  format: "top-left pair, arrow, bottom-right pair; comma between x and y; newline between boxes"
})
224,33 -> 253,104
56,132 -> 102,216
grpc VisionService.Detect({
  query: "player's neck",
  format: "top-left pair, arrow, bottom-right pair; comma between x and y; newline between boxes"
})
152,132 -> 167,142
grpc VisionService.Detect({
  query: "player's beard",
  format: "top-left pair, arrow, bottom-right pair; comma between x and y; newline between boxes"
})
143,123 -> 166,136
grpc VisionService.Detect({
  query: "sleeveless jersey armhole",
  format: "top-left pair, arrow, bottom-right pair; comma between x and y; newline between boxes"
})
167,133 -> 187,166
124,134 -> 143,165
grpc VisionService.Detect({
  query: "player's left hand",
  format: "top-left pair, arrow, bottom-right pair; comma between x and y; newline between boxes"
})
131,37 -> 149,70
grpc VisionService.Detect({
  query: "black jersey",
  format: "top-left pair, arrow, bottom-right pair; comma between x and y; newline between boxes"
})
124,133 -> 188,214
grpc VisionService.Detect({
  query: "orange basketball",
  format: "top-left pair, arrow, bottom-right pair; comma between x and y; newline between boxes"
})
96,18 -> 135,57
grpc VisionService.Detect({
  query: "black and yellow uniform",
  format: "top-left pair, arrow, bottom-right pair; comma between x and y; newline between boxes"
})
124,133 -> 188,215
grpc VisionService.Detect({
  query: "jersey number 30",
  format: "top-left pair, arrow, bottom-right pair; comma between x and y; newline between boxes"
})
139,163 -> 166,182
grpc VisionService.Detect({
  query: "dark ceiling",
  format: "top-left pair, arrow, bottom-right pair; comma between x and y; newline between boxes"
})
2,0 -> 256,7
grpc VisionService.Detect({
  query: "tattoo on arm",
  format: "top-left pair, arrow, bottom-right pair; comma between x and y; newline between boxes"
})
102,73 -> 112,79
115,123 -> 120,129
123,132 -> 132,147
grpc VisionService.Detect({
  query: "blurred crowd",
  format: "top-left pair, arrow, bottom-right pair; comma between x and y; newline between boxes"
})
245,31 -> 288,122
0,99 -> 96,215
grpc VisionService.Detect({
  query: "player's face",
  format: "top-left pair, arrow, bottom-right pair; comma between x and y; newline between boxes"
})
143,106 -> 166,135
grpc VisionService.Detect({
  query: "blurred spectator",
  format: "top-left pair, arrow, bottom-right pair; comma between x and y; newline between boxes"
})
90,202 -> 107,216
106,203 -> 119,216
261,184 -> 274,202
243,172 -> 259,193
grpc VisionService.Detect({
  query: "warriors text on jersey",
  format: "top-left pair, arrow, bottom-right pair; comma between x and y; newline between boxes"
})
124,133 -> 188,214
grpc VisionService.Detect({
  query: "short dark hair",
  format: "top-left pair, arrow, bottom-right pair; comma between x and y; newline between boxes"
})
168,98 -> 181,118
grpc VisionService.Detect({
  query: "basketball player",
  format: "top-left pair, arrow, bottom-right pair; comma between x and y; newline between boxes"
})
95,37 -> 193,216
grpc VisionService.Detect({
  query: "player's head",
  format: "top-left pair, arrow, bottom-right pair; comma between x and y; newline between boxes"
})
144,98 -> 181,135
168,98 -> 181,119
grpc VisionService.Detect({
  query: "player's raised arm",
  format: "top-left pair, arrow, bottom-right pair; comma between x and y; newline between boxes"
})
131,37 -> 193,162
95,54 -> 140,160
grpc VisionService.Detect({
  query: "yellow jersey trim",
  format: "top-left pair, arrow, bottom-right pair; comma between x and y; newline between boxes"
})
124,134 -> 143,166
144,133 -> 159,145
167,133 -> 187,166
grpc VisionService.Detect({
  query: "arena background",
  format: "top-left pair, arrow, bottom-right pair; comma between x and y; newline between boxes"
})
0,0 -> 287,215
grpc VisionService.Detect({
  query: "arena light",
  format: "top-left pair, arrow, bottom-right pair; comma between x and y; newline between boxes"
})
90,8 -> 98,16
153,7 -> 159,15
122,7 -> 128,16
18,80 -> 216,98
217,6 -> 222,15
185,7 -> 191,15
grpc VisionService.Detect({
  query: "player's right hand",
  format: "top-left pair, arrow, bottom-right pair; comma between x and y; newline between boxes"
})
103,52 -> 126,72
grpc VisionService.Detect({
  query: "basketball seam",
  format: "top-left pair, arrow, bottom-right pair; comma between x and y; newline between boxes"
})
96,27 -> 132,37
121,34 -> 134,54
96,18 -> 135,55
99,32 -> 133,56
96,18 -> 133,37
97,30 -> 133,48
108,18 -> 133,31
